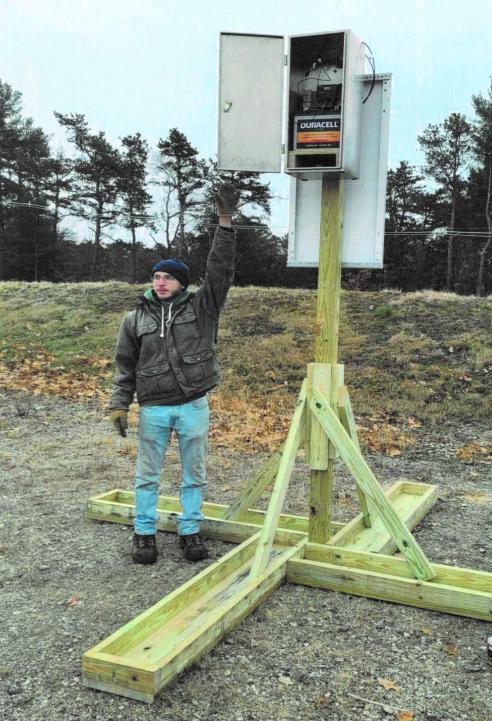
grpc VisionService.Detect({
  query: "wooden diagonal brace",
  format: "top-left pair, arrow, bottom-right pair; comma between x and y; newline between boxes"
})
224,383 -> 307,521
337,385 -> 372,527
249,380 -> 307,579
222,446 -> 285,521
310,389 -> 435,582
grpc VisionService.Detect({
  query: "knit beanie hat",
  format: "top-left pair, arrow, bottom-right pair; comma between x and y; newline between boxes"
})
152,259 -> 190,289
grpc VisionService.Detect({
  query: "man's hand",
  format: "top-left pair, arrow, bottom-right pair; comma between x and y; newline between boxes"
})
215,183 -> 240,219
110,409 -> 128,438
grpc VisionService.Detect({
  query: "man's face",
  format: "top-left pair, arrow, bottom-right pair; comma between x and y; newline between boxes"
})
152,272 -> 182,299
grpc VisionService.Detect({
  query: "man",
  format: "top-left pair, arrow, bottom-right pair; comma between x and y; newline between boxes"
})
108,183 -> 239,564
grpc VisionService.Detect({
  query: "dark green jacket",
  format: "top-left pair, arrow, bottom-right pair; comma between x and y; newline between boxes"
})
109,226 -> 235,410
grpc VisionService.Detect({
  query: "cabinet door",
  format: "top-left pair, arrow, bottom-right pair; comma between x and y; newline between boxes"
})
218,33 -> 284,173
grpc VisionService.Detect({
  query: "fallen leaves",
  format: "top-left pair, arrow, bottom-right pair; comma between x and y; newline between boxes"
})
463,492 -> 490,505
209,393 -> 292,453
115,443 -> 137,460
456,441 -> 492,463
446,642 -> 458,655
378,677 -> 401,693
358,415 -> 417,456
397,712 -> 414,721
0,345 -> 110,402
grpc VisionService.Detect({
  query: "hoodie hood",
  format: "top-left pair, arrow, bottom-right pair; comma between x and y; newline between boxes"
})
142,287 -> 191,307
140,287 -> 192,339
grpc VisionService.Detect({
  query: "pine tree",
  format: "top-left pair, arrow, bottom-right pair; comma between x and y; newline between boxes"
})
156,128 -> 207,257
42,152 -> 74,243
117,133 -> 153,282
55,112 -> 120,279
418,113 -> 471,291
0,79 -> 23,232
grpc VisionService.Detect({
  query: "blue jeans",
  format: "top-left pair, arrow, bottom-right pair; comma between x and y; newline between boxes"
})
134,396 -> 209,536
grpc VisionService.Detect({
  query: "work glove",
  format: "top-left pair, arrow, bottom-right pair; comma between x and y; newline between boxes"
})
110,409 -> 128,438
214,182 -> 240,217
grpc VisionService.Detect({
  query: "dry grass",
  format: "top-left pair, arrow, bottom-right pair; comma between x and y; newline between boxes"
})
0,282 -> 490,454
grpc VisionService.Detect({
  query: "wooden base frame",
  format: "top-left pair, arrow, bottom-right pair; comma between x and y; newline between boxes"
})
83,535 -> 306,702
83,363 -> 492,702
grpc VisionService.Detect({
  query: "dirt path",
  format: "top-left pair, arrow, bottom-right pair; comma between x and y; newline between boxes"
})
0,389 -> 490,721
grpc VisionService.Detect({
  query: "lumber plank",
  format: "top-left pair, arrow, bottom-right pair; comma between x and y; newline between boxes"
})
86,490 -> 346,542
307,364 -> 330,470
83,537 -> 306,702
86,482 -> 435,552
329,364 -> 344,461
307,364 -> 335,545
307,364 -> 345,543
248,382 -> 306,578
304,544 -> 492,592
314,177 -> 343,364
287,556 -> 492,622
310,390 -> 435,581
337,385 -> 372,527
223,381 -> 307,521
309,177 -> 343,544
330,481 -> 438,553
222,445 -> 285,520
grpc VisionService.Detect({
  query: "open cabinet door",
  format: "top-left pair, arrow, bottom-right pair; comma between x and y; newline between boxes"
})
218,33 -> 284,173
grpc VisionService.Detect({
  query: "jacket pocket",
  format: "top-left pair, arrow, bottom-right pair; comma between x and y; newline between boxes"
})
181,349 -> 214,385
173,308 -> 201,346
136,319 -> 158,338
136,362 -> 176,397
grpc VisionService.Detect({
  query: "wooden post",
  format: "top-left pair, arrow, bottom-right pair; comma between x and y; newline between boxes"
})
308,176 -> 343,543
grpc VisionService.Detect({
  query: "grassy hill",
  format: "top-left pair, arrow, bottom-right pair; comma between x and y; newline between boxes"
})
0,282 -> 490,453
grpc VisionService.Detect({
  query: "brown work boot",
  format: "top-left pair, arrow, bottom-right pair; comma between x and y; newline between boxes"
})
179,533 -> 209,562
132,533 -> 158,564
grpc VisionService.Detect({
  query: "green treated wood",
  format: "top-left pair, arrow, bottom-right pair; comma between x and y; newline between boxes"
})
337,385 -> 372,527
83,536 -> 306,702
249,381 -> 307,579
309,177 -> 344,544
287,556 -> 492,622
307,364 -> 330,470
314,178 -> 343,363
310,390 -> 435,581
307,363 -> 344,542
224,381 -> 307,521
87,481 -> 435,552
330,481 -> 438,553
86,490 -> 346,542
304,544 -> 492,592
99,534 -> 260,656
328,364 -> 344,460
222,445 -> 285,520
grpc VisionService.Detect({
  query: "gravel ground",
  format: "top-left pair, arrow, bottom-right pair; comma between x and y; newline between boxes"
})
0,389 -> 491,721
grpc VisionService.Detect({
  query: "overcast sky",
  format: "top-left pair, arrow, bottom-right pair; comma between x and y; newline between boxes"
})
1,0 -> 491,233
